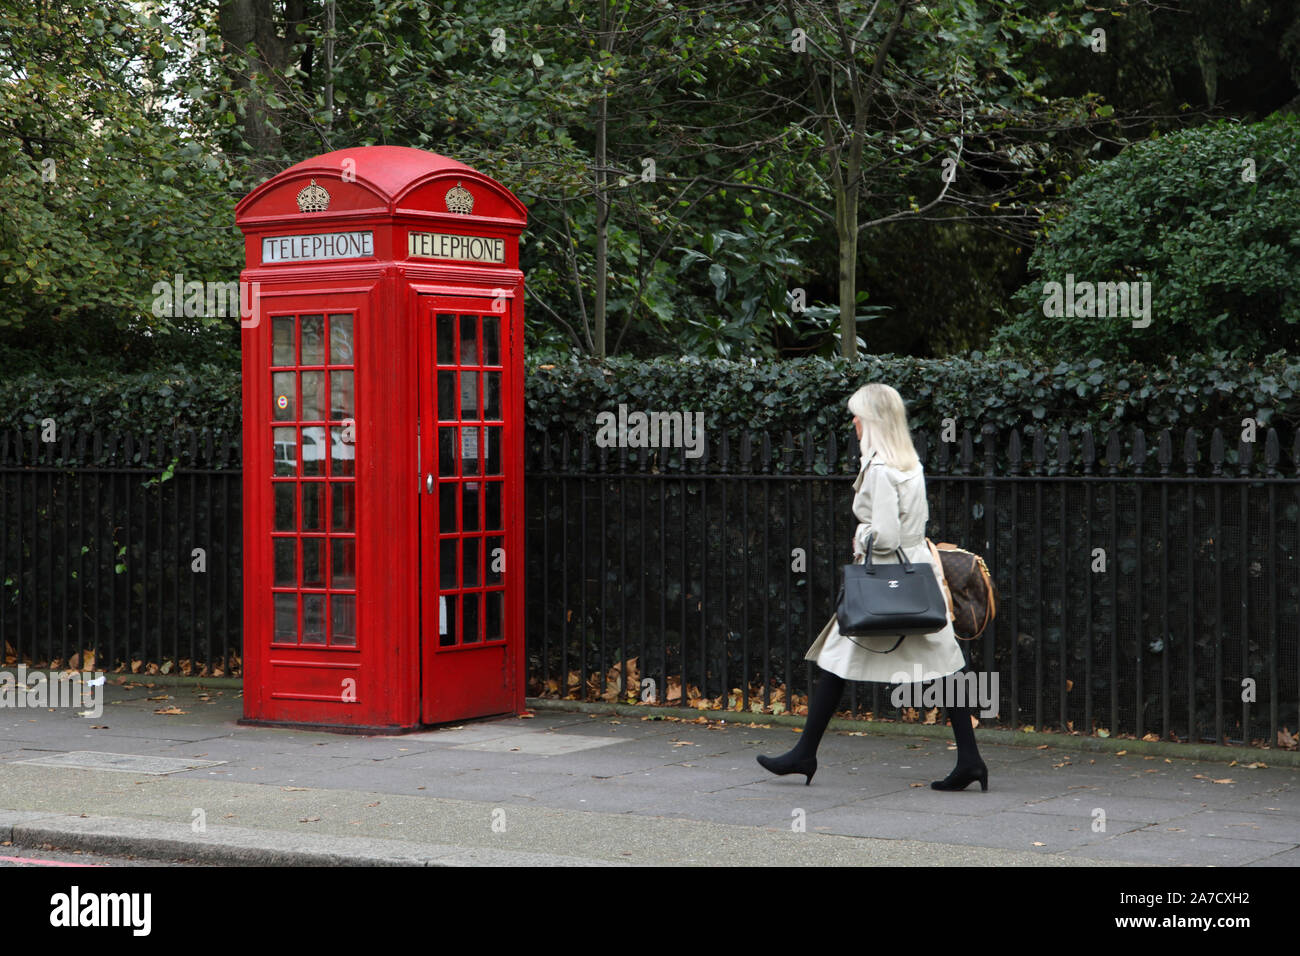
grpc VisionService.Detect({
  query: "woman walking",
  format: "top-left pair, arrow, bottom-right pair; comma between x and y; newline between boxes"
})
756,383 -> 988,791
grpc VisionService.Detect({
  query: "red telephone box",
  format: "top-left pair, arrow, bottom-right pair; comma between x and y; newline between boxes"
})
234,146 -> 527,732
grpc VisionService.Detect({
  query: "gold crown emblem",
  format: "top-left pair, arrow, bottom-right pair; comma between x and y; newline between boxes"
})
445,181 -> 474,215
296,179 -> 330,213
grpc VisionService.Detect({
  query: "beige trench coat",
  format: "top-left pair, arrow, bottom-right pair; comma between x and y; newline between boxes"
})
804,450 -> 967,684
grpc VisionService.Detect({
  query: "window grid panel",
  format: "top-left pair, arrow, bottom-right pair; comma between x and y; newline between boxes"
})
269,311 -> 358,650
433,311 -> 506,648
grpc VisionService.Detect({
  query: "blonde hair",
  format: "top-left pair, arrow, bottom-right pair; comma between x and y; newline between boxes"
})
847,383 -> 920,472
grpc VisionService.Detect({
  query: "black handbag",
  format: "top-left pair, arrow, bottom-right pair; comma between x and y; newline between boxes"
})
836,532 -> 950,651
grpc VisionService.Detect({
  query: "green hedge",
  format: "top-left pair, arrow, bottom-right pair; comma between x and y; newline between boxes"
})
0,363 -> 242,460
2,350 -> 1297,463
527,351 -> 1299,448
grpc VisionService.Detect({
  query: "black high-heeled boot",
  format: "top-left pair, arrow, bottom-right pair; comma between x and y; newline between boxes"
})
756,751 -> 818,785
932,703 -> 989,791
931,760 -> 989,791
756,667 -> 845,785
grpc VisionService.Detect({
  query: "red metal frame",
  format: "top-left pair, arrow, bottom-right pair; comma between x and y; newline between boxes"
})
235,147 -> 527,731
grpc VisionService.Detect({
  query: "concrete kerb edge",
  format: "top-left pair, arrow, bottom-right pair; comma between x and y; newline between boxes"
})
8,822 -> 410,867
3,813 -> 621,867
526,697 -> 1300,768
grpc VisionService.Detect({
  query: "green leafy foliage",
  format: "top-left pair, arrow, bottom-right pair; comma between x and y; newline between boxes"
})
0,4 -> 243,344
994,115 -> 1300,362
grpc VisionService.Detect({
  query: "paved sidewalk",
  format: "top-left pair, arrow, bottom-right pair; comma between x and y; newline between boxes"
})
0,682 -> 1295,866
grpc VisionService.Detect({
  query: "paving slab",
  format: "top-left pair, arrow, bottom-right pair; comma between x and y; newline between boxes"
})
0,682 -> 1295,866
1060,829 -> 1289,866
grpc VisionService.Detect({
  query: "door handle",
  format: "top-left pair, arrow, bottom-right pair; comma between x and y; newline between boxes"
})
426,473 -> 434,494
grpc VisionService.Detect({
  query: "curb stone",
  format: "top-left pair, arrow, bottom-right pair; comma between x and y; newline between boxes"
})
1,811 -> 618,867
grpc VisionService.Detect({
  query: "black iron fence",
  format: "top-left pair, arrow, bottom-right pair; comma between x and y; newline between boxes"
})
0,430 -> 242,675
526,424 -> 1300,748
2,424 -> 1298,747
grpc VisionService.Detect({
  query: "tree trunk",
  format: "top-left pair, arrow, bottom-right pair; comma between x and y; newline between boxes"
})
594,89 -> 608,359
218,0 -> 288,179
323,0 -> 334,124
593,0 -> 613,360
836,183 -> 860,359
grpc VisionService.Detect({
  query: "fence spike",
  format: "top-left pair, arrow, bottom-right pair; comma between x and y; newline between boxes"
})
1265,428 -> 1280,475
760,431 -> 772,474
1032,427 -> 1046,472
594,422 -> 607,474
1210,428 -> 1224,474
1056,426 -> 1070,473
1182,428 -> 1198,475
1238,432 -> 1254,476
1132,428 -> 1146,474
1157,428 -> 1172,474
1081,427 -> 1096,474
982,424 -> 997,477
1105,430 -> 1121,474
782,429 -> 793,475
960,428 -> 974,474
1007,428 -> 1023,475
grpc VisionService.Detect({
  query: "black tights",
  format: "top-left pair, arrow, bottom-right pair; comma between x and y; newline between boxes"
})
792,665 -> 982,766
789,666 -> 846,759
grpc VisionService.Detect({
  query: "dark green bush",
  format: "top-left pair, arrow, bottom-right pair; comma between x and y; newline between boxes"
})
992,114 -> 1300,362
